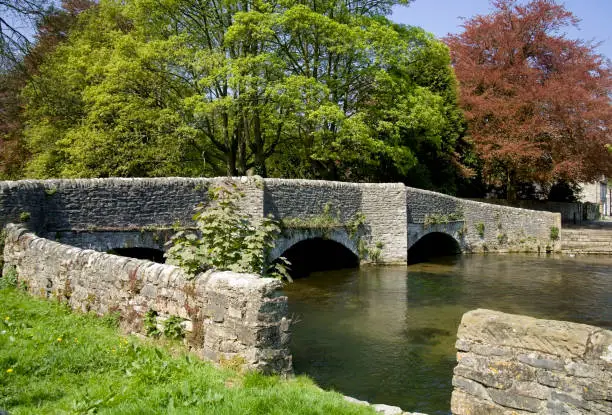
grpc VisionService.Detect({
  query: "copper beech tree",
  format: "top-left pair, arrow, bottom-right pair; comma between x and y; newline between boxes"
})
446,0 -> 612,200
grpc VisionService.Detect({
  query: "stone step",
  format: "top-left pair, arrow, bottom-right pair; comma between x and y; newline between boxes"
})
562,241 -> 612,247
563,237 -> 612,242
559,227 -> 612,253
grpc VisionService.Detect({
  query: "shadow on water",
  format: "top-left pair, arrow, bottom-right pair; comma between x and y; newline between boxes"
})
107,247 -> 165,263
278,238 -> 359,279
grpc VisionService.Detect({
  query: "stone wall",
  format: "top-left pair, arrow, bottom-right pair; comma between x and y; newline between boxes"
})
452,309 -> 612,414
264,179 -> 407,263
406,187 -> 562,253
470,199 -> 601,225
0,177 -> 264,233
0,177 -> 563,261
2,224 -> 292,375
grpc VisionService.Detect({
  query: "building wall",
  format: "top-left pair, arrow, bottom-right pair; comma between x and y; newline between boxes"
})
2,224 -> 292,375
452,309 -> 612,414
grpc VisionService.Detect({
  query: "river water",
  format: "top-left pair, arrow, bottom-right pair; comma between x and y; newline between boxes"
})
282,254 -> 612,414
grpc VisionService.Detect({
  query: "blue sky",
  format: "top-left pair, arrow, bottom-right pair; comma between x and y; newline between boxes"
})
392,0 -> 612,60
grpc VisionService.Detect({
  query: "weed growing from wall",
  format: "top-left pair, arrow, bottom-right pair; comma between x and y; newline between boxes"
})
550,226 -> 560,241
163,316 -> 185,340
44,187 -> 57,197
166,181 -> 290,280
0,265 -> 18,289
368,241 -> 385,263
475,223 -> 485,238
144,310 -> 161,337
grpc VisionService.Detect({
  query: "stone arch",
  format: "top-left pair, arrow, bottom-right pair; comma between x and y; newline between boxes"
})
270,229 -> 360,278
46,230 -> 172,254
408,230 -> 462,264
270,229 -> 359,262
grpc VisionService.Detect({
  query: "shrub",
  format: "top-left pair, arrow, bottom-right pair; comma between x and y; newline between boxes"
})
165,181 -> 290,280
550,226 -> 560,241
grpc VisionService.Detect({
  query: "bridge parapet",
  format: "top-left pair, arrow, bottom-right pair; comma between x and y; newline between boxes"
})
406,187 -> 562,253
0,177 -> 264,233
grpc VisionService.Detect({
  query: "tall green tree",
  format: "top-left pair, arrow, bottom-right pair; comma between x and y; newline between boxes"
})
0,0 -> 93,179
24,0 -> 469,189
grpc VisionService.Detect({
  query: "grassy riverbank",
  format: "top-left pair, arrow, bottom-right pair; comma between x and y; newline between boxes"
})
0,287 -> 374,414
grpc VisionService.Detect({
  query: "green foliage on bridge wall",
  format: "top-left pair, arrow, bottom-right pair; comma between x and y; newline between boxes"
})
550,226 -> 560,241
475,223 -> 485,238
423,211 -> 464,228
281,203 -> 366,238
165,182 -> 290,280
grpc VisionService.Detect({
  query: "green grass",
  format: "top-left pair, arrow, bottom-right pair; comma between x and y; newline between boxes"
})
0,288 -> 375,414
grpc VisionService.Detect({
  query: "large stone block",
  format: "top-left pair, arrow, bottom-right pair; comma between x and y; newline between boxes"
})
457,309 -> 595,359
452,309 -> 612,415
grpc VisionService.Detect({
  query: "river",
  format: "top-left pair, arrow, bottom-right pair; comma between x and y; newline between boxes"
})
282,254 -> 612,414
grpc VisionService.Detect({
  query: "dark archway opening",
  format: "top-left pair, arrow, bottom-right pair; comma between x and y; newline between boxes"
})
408,232 -> 460,265
108,247 -> 165,264
278,238 -> 359,279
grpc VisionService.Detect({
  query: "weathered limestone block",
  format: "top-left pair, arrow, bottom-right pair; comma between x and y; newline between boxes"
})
452,309 -> 612,415
2,224 -> 292,375
457,309 -> 593,359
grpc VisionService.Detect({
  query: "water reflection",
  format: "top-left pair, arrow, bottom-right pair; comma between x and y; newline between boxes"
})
282,254 -> 612,415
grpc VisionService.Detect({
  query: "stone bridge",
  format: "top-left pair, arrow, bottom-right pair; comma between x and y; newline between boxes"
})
0,177 -> 561,266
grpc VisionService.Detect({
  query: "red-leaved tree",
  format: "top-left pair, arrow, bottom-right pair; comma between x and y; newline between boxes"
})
445,0 -> 612,200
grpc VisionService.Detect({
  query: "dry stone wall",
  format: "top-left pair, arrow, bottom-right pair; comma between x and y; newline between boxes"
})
2,224 -> 292,375
452,309 -> 612,414
406,187 -> 562,253
0,177 -> 264,232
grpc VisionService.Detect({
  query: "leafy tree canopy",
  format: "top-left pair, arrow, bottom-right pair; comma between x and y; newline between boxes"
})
22,0 -> 468,193
445,0 -> 612,200
0,0 -> 93,179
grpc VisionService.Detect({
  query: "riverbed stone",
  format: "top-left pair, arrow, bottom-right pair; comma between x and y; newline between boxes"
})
343,396 -> 369,406
372,403 -> 403,414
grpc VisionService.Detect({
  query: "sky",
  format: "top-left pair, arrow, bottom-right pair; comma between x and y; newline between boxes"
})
392,0 -> 612,60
